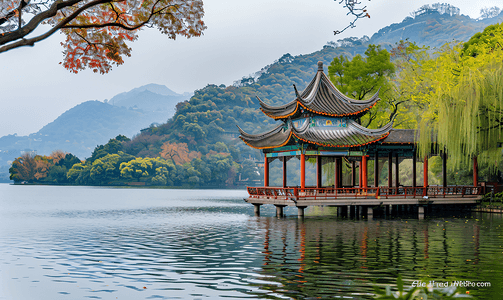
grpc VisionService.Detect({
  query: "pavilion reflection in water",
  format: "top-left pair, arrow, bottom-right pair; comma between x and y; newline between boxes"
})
248,215 -> 490,299
239,62 -> 482,219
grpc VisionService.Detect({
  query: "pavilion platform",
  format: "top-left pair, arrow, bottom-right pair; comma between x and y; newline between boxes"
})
245,186 -> 482,218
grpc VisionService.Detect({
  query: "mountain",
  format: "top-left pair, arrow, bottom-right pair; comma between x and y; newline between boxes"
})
108,83 -> 192,112
368,8 -> 503,48
326,4 -> 503,50
0,84 -> 191,167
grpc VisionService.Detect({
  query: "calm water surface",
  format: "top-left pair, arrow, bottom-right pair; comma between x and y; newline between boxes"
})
0,184 -> 502,299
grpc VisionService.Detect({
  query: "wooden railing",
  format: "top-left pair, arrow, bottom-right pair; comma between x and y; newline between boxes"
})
247,186 -> 481,201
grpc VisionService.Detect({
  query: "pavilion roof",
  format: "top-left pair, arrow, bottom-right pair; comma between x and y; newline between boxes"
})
258,61 -> 380,120
238,123 -> 293,150
238,118 -> 394,149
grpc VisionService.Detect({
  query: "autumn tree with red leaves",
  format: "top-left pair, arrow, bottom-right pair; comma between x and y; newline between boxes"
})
9,152 -> 51,182
0,0 -> 205,73
160,141 -> 200,165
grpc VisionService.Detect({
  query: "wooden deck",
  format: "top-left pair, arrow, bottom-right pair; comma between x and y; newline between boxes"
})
245,186 -> 482,207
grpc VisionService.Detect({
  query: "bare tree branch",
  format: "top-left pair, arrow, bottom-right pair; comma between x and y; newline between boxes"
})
334,0 -> 371,35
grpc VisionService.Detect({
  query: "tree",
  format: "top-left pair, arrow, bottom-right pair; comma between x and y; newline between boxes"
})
416,24 -> 503,173
160,141 -> 200,165
44,151 -> 82,183
0,0 -> 205,73
89,135 -> 130,163
9,152 -> 51,182
386,39 -> 432,129
119,156 -> 174,184
328,44 -> 395,127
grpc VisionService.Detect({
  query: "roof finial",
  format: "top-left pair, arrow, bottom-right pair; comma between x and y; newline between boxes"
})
318,61 -> 323,71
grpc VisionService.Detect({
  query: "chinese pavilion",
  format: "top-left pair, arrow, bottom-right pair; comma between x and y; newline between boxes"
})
239,62 -> 482,218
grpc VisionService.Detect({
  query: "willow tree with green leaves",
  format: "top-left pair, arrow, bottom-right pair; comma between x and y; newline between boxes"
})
417,23 -> 503,172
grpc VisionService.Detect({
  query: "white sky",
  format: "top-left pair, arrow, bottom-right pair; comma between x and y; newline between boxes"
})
0,0 -> 501,137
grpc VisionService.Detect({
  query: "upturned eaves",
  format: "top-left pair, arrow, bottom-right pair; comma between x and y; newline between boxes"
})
258,62 -> 380,120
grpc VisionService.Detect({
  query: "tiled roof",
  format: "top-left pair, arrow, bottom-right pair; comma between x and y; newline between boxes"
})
381,129 -> 416,144
238,124 -> 292,149
259,61 -> 380,119
238,118 -> 394,149
291,118 -> 392,147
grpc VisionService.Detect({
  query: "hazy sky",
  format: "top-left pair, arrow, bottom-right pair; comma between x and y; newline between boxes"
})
0,0 -> 501,137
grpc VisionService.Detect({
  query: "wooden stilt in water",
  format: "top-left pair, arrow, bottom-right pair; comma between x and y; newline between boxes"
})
253,204 -> 261,217
275,205 -> 285,218
418,206 -> 425,220
367,206 -> 373,219
298,206 -> 306,219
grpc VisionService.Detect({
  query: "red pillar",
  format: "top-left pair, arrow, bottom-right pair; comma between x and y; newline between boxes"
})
282,157 -> 287,188
359,160 -> 363,188
300,152 -> 306,190
362,155 -> 368,188
264,155 -> 269,187
473,156 -> 478,187
423,156 -> 428,188
316,156 -> 322,188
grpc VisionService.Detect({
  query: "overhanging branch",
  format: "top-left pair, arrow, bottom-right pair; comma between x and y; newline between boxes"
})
0,0 -> 111,53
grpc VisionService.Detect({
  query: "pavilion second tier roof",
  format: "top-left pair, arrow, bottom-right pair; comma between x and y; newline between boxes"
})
238,117 -> 394,149
258,61 -> 380,120
238,123 -> 292,150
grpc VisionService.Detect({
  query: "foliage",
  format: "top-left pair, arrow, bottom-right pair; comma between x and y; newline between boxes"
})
119,156 -> 175,184
387,39 -> 432,130
9,151 -> 81,183
160,141 -> 201,165
328,44 -> 395,128
0,0 -> 206,73
416,23 -> 503,172
89,135 -> 130,163
9,152 -> 50,182
328,44 -> 394,100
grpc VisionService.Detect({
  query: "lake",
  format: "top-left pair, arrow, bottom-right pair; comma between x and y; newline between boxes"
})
0,184 -> 501,299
